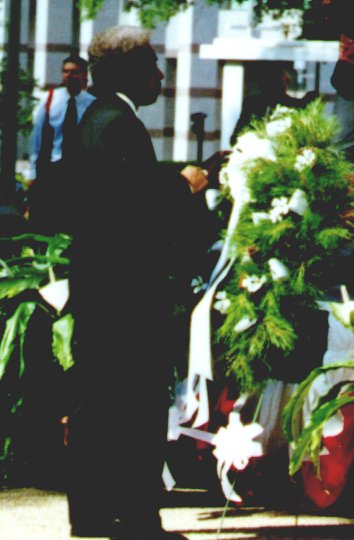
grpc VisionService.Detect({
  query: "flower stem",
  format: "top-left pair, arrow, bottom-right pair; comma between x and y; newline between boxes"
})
216,479 -> 235,540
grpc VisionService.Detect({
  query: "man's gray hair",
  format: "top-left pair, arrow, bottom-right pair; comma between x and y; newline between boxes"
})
88,26 -> 151,87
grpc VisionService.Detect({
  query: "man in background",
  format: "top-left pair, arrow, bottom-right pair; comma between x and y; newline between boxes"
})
28,55 -> 96,233
330,0 -> 354,162
230,63 -> 317,145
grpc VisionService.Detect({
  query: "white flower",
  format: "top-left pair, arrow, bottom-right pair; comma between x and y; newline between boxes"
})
268,258 -> 290,281
213,411 -> 263,472
294,148 -> 316,172
234,316 -> 257,333
241,274 -> 267,293
288,188 -> 309,215
269,196 -> 290,223
39,278 -> 70,312
270,105 -> 293,120
234,132 -> 276,164
266,116 -> 292,137
330,285 -> 354,329
241,251 -> 252,264
191,276 -> 207,294
214,291 -> 231,314
252,211 -> 270,225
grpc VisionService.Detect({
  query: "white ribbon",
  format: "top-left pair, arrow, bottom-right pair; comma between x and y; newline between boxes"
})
185,181 -> 249,427
167,159 -> 254,496
167,403 -> 263,504
162,462 -> 176,491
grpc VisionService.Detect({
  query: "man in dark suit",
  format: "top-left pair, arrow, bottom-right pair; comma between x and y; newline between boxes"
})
64,26 -> 209,540
230,63 -> 318,146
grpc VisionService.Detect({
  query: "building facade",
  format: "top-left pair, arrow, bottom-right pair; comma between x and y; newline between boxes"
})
0,0 -> 339,165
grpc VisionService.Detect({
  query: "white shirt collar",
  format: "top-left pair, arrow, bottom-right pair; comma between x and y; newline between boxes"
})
116,92 -> 138,116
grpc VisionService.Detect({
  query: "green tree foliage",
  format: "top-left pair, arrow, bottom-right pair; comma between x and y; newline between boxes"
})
0,58 -> 38,138
79,0 -> 327,29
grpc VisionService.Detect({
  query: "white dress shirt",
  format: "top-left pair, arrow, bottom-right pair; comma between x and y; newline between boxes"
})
116,92 -> 138,116
29,86 -> 96,179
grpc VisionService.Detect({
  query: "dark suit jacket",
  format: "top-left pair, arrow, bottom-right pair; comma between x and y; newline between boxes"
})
230,91 -> 317,145
65,93 -> 209,409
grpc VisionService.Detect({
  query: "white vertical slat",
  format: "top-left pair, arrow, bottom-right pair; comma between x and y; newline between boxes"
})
33,0 -> 49,92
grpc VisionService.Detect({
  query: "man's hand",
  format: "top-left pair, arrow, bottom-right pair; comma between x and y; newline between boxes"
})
60,416 -> 69,447
180,165 -> 208,194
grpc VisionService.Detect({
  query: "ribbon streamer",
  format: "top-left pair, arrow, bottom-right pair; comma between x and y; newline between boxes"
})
186,184 -> 249,427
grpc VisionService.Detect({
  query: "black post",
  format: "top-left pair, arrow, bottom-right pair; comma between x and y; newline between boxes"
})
0,0 -> 22,200
71,0 -> 81,55
191,112 -> 207,164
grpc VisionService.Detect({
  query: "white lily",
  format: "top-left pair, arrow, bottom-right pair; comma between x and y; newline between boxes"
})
241,274 -> 267,293
252,211 -> 270,225
234,316 -> 257,333
288,188 -> 309,215
191,276 -> 207,294
266,116 -> 292,137
294,148 -> 316,172
270,105 -> 293,119
269,196 -> 290,223
214,290 -> 231,314
330,285 -> 354,329
38,268 -> 69,313
268,258 -> 290,281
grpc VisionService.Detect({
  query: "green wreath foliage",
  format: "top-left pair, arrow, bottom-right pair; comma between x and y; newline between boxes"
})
214,99 -> 353,392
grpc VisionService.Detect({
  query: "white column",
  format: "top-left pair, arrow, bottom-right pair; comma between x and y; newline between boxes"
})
0,0 -> 6,63
33,0 -> 50,92
221,62 -> 244,149
172,7 -> 194,161
80,19 -> 94,59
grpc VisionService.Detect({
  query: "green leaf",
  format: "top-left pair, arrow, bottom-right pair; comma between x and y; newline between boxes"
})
79,0 -> 106,20
45,234 -> 72,259
52,313 -> 75,371
0,437 -> 12,462
291,263 -> 306,295
283,360 -> 354,443
289,393 -> 354,476
0,276 -> 43,300
264,312 -> 296,351
316,228 -> 351,250
10,398 -> 23,414
0,302 -> 37,381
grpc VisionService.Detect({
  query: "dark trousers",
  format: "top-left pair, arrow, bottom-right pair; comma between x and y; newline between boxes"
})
28,160 -> 72,235
65,358 -> 170,536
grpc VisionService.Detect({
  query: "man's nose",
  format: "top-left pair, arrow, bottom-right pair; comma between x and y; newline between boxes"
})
158,67 -> 164,80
